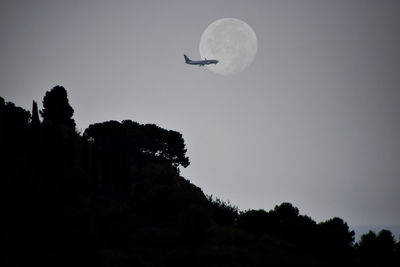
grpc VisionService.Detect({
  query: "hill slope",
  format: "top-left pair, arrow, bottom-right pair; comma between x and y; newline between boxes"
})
1,87 -> 399,266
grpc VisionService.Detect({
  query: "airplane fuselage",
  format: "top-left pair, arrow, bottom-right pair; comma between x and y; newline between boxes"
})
186,59 -> 218,66
184,54 -> 218,66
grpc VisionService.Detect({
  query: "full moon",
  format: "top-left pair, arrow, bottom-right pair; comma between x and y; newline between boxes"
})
199,18 -> 258,75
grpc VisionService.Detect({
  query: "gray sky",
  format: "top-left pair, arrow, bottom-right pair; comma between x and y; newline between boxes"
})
1,0 -> 399,226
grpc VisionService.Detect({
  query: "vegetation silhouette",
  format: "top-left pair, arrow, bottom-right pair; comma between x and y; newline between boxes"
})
1,86 -> 399,266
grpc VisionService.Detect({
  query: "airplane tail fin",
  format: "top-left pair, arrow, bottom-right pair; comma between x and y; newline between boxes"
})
184,54 -> 191,63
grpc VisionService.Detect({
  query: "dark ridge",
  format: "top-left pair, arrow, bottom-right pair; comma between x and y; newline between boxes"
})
1,87 -> 399,266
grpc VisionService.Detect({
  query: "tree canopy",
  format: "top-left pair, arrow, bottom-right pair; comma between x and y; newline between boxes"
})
84,120 -> 190,169
40,85 -> 75,131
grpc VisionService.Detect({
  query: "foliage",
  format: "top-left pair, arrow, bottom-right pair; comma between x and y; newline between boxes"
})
31,100 -> 40,127
84,120 -> 190,169
1,87 -> 399,266
318,217 -> 355,248
237,209 -> 273,234
40,85 -> 75,132
273,202 -> 299,219
356,229 -> 398,265
206,195 -> 239,225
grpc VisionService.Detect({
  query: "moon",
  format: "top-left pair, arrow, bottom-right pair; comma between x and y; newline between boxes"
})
199,18 -> 258,75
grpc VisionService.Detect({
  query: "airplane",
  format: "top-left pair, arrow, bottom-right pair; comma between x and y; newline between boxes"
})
184,54 -> 218,66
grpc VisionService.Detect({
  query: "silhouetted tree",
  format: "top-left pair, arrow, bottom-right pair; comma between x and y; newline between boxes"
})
320,217 -> 354,246
268,203 -> 319,245
237,203 -> 319,245
377,230 -> 397,254
31,100 -> 40,128
131,123 -> 190,168
0,100 -> 31,158
38,86 -> 80,171
85,120 -> 190,171
357,229 -> 397,266
1,100 -> 31,130
273,202 -> 299,220
358,230 -> 377,252
237,209 -> 274,235
207,195 -> 239,225
40,85 -> 75,132
396,238 -> 400,264
318,217 -> 354,257
0,97 -> 5,142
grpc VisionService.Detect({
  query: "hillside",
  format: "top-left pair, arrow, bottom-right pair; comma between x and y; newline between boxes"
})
1,86 -> 399,267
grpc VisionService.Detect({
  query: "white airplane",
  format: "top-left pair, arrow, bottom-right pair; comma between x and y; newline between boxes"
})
184,54 -> 218,66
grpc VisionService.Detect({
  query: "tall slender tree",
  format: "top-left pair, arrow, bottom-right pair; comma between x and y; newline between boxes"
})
31,100 -> 40,128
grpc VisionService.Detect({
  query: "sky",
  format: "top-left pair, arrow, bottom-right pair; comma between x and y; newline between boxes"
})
1,0 -> 399,226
